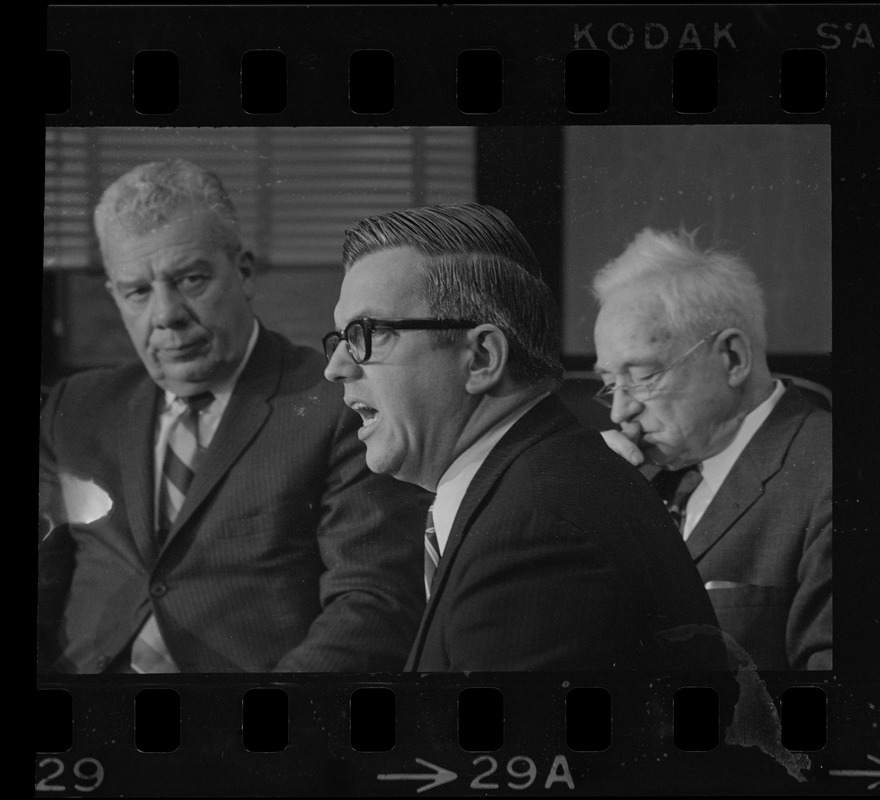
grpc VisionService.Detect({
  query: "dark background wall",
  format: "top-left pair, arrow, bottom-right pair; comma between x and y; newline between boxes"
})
562,125 -> 831,358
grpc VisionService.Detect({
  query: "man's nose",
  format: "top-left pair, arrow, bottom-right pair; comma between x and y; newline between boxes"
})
609,387 -> 643,425
151,284 -> 189,328
324,341 -> 361,382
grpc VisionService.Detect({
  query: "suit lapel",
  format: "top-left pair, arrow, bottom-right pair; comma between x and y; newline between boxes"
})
685,385 -> 812,561
120,376 -> 162,566
407,395 -> 576,669
685,451 -> 766,561
164,328 -> 282,543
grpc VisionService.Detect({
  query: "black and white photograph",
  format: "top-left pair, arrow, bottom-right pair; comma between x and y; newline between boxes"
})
38,4 -> 876,797
40,123 -> 831,675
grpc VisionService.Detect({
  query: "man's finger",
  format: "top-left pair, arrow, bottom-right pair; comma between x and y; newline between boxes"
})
600,429 -> 645,466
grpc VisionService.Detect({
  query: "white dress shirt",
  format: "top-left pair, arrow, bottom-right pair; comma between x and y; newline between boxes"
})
682,379 -> 785,540
432,393 -> 549,555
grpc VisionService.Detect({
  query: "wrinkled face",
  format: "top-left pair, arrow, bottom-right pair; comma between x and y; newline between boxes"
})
104,209 -> 255,396
324,247 -> 476,490
593,286 -> 738,468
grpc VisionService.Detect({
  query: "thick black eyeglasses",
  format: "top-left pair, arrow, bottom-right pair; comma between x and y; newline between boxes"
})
322,317 -> 478,364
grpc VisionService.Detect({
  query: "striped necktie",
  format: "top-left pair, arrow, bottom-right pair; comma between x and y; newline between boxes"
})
424,504 -> 440,600
652,464 -> 703,534
130,391 -> 214,674
156,392 -> 214,546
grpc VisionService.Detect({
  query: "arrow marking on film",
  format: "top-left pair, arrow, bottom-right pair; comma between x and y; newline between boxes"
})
829,754 -> 880,790
378,758 -> 457,793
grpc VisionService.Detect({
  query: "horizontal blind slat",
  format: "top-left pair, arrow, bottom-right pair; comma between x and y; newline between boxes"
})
44,127 -> 475,269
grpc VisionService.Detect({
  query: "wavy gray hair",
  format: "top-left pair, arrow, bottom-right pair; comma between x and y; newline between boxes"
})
593,227 -> 768,352
94,159 -> 242,267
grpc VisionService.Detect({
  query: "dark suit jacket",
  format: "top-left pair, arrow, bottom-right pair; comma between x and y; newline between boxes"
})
668,385 -> 832,671
39,327 -> 430,673
405,395 -> 728,672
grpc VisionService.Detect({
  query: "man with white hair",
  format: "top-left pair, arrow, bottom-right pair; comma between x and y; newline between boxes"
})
592,228 -> 831,671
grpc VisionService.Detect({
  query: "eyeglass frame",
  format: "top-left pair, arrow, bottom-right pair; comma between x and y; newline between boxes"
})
592,329 -> 723,408
322,317 -> 479,364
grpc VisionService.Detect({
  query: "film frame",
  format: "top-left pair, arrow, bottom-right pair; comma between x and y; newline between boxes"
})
40,4 -> 878,796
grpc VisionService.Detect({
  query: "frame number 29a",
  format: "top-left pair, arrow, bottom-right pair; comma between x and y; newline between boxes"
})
471,755 -> 574,791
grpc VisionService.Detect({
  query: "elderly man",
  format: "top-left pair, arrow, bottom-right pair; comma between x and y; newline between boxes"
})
39,159 -> 429,673
592,228 -> 832,671
323,203 -> 729,672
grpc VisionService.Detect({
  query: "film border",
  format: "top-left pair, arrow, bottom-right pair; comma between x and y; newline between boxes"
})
40,4 -> 878,796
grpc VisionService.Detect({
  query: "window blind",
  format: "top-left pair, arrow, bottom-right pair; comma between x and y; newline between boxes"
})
44,126 -> 476,270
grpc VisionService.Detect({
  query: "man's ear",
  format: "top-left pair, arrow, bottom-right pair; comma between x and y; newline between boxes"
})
237,250 -> 256,299
716,328 -> 752,387
463,324 -> 509,395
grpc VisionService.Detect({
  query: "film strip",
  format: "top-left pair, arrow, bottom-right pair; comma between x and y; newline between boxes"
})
40,4 -> 877,796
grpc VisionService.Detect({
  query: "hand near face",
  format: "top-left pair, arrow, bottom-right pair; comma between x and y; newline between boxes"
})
600,426 -> 645,466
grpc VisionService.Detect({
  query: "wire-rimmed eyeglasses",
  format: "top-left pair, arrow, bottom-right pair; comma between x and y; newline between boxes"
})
593,329 -> 722,408
322,317 -> 478,364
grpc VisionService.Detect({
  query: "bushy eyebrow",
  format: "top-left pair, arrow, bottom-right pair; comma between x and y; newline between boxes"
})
165,258 -> 215,276
112,259 -> 215,289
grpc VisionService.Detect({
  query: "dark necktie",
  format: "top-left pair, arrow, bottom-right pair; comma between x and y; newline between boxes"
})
424,503 -> 440,600
652,465 -> 703,533
156,391 -> 214,546
130,391 -> 213,674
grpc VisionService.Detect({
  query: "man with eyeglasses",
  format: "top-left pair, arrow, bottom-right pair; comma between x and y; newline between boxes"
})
39,160 -> 429,673
592,228 -> 831,671
324,203 -> 730,672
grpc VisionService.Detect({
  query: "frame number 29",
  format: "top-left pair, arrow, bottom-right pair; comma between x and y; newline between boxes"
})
36,758 -> 105,793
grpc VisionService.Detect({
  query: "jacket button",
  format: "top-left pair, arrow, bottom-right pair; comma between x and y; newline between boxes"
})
150,582 -> 167,597
96,655 -> 109,670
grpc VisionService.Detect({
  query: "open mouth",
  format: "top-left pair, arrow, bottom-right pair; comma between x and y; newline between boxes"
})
348,400 -> 379,428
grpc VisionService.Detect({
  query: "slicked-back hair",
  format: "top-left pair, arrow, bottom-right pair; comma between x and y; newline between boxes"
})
94,159 -> 242,268
592,227 -> 768,352
343,203 -> 563,388
419,252 -> 563,387
342,203 -> 541,276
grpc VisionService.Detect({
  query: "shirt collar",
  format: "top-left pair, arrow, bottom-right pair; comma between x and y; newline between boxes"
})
432,392 -> 549,554
699,379 -> 786,493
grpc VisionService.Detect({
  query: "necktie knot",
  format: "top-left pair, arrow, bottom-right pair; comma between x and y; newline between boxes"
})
180,391 -> 214,415
653,465 -> 702,532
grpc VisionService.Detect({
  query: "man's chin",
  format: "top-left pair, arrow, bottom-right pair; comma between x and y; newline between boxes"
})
365,446 -> 418,485
644,445 -> 678,468
364,446 -> 397,476
647,451 -> 695,471
150,361 -> 219,393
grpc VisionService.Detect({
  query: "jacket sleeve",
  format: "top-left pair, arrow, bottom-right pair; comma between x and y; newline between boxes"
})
274,403 -> 430,672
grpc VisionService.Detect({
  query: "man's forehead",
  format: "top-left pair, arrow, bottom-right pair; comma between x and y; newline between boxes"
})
594,290 -> 675,365
103,210 -> 219,272
337,246 -> 425,315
